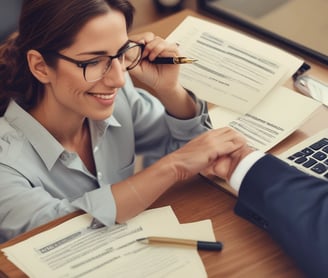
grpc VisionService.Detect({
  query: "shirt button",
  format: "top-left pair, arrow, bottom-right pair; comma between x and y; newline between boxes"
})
94,146 -> 99,153
60,153 -> 69,161
97,172 -> 103,180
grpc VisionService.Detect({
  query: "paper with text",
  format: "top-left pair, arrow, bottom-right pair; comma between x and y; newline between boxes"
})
2,206 -> 214,278
209,86 -> 321,151
166,16 -> 303,113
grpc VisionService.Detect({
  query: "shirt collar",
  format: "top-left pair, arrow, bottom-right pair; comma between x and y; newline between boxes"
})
4,101 -> 121,170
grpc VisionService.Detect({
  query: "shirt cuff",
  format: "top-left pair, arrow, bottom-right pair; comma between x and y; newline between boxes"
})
229,151 -> 265,194
71,185 -> 116,226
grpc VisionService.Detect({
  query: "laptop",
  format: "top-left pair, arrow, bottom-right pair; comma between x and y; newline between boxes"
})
278,129 -> 328,180
198,0 -> 328,65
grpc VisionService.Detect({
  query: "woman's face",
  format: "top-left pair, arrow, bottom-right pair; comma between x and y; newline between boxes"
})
44,10 -> 128,121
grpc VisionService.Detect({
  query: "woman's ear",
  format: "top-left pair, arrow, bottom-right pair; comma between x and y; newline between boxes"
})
26,50 -> 52,84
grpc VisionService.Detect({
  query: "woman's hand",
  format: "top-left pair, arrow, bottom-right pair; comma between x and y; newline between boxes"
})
165,127 -> 250,181
128,32 -> 181,95
113,127 -> 250,223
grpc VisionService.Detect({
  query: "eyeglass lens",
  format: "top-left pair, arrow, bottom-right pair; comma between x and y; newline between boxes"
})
85,44 -> 143,82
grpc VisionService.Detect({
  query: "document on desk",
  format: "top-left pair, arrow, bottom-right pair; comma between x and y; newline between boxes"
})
209,86 -> 321,151
166,16 -> 304,114
2,206 -> 214,278
165,16 -> 319,151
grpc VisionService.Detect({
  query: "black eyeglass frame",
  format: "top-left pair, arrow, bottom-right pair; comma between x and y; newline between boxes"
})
41,40 -> 145,82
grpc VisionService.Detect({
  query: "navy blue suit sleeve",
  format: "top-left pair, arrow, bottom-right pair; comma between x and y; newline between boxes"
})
235,154 -> 328,278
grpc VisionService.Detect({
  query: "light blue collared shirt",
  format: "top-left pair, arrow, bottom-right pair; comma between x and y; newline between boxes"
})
0,74 -> 211,242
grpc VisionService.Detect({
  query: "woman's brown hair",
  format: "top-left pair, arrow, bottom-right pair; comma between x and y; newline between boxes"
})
0,0 -> 135,116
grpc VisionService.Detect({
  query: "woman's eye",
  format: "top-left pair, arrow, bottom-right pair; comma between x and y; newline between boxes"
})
86,60 -> 101,67
83,57 -> 108,67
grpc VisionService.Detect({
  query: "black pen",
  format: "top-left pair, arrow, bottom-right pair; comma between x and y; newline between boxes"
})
136,236 -> 223,251
151,56 -> 197,64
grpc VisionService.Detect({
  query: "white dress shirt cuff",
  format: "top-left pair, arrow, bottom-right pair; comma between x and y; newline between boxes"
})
229,150 -> 265,194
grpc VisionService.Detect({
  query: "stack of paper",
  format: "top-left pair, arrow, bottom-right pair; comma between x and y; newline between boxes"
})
166,16 -> 321,151
208,86 -> 321,151
2,206 -> 215,278
166,16 -> 303,113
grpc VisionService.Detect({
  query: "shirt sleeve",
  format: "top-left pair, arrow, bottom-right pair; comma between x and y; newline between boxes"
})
71,185 -> 117,227
122,74 -> 212,166
229,151 -> 265,193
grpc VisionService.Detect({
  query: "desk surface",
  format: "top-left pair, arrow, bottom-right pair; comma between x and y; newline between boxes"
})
1,9 -> 328,278
0,176 -> 305,278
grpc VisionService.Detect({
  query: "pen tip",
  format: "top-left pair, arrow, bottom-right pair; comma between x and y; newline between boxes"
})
175,57 -> 198,64
185,58 -> 198,63
136,237 -> 147,242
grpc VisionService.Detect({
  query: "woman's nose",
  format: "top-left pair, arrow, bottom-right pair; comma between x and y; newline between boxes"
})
102,59 -> 126,87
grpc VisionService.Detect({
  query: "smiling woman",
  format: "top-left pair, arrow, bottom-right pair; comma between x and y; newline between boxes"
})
0,0 -> 247,243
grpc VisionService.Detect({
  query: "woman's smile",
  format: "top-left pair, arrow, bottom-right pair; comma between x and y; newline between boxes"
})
86,90 -> 118,107
88,92 -> 117,100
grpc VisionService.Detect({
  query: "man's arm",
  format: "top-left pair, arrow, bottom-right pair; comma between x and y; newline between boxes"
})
233,154 -> 328,278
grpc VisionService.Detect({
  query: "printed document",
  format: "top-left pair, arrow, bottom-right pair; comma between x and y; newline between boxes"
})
166,16 -> 320,151
209,86 -> 321,151
166,16 -> 304,114
2,206 -> 215,278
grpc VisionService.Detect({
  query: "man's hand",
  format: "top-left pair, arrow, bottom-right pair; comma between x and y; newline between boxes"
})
203,144 -> 255,181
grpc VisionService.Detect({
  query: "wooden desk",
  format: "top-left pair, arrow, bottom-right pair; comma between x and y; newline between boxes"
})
0,176 -> 305,278
1,9 -> 327,278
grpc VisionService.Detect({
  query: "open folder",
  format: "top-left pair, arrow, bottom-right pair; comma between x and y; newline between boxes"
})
166,16 -> 321,152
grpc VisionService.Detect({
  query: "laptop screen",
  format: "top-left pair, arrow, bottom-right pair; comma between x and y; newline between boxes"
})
198,0 -> 328,66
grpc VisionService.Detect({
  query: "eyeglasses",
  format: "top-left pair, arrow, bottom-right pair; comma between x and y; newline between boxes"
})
45,41 -> 144,82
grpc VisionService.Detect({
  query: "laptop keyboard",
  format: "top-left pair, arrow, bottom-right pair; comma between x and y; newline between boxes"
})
287,137 -> 328,179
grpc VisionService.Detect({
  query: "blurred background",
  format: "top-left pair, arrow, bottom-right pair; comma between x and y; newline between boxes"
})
129,0 -> 198,28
